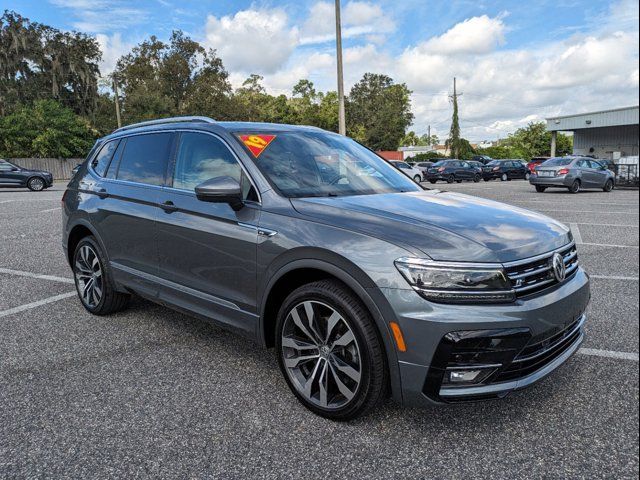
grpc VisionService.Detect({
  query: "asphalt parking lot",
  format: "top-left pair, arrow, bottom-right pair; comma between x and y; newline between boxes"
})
1,180 -> 638,479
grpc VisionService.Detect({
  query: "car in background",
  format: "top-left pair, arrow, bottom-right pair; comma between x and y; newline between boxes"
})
471,155 -> 493,165
71,164 -> 82,176
527,157 -> 550,173
411,161 -> 434,179
467,160 -> 485,172
530,156 -> 615,193
425,160 -> 482,183
482,159 -> 530,181
0,159 -> 54,191
389,160 -> 423,183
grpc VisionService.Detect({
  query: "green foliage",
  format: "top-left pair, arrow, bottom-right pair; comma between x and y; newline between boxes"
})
502,121 -> 573,159
346,73 -> 414,151
477,145 -> 521,159
410,152 -> 447,161
0,10 -> 101,117
0,99 -> 96,157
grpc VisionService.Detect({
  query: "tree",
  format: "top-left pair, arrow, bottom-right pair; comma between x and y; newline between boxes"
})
420,133 -> 439,146
0,99 -> 96,157
346,73 -> 414,151
0,10 -> 101,117
503,121 -> 573,159
446,81 -> 464,158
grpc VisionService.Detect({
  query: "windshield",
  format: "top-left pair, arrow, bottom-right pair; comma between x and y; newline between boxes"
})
233,131 -> 421,198
543,157 -> 573,166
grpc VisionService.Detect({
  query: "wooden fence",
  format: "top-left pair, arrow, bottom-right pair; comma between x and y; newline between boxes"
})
9,158 -> 83,180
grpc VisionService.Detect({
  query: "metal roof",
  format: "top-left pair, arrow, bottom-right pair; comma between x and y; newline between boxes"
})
547,106 -> 639,131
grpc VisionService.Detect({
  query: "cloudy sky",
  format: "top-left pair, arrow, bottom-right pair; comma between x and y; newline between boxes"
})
6,0 -> 640,141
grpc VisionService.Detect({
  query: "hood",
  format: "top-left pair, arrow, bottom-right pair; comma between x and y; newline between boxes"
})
291,190 -> 571,263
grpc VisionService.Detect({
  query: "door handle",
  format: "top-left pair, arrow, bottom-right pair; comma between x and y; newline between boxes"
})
160,200 -> 178,213
96,188 -> 108,199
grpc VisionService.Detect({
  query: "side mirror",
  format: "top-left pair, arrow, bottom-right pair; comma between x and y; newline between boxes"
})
11,167 -> 20,171
195,176 -> 243,210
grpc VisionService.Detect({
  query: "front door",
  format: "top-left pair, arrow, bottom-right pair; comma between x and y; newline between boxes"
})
0,161 -> 23,186
156,131 -> 261,337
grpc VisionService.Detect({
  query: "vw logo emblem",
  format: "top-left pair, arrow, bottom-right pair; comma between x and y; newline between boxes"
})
552,252 -> 566,282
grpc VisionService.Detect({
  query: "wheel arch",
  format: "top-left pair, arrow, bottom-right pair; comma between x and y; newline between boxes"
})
258,252 -> 404,403
65,219 -> 107,267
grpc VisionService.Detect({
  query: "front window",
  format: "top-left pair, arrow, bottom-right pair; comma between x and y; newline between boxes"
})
233,131 -> 421,198
486,160 -> 500,166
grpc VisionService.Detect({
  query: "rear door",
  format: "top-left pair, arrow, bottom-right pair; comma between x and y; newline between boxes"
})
155,131 -> 261,337
94,132 -> 175,297
0,161 -> 24,186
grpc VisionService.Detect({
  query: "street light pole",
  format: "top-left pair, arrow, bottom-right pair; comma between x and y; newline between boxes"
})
335,0 -> 346,135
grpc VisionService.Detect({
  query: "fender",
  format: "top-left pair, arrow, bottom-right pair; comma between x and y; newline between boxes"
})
258,252 -> 404,404
64,217 -> 110,266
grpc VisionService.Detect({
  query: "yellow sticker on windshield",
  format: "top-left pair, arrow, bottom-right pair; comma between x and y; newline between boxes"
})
239,134 -> 276,157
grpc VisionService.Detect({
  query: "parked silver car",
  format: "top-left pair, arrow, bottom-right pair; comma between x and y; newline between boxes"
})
389,160 -> 423,183
530,156 -> 615,193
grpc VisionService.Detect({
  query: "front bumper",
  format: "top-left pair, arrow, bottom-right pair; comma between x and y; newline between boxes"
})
381,267 -> 590,407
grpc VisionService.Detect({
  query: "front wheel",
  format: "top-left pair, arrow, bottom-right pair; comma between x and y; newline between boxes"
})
473,174 -> 481,183
603,179 -> 614,192
429,180 -> 437,184
27,177 -> 45,191
276,280 -> 387,421
524,172 -> 531,181
500,173 -> 508,181
413,175 -> 422,183
446,174 -> 455,184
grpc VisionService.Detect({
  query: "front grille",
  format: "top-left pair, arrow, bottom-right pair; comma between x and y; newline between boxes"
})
504,243 -> 578,297
494,316 -> 584,382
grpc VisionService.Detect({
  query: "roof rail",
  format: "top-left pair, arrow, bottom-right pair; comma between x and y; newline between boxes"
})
113,116 -> 215,134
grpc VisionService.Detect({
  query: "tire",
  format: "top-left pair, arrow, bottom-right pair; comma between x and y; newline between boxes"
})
569,180 -> 580,194
275,279 -> 387,421
483,177 -> 491,182
73,236 -> 130,315
27,177 -> 45,191
535,186 -> 547,193
473,174 -> 481,183
500,173 -> 508,182
446,174 -> 455,184
603,179 -> 614,192
413,175 -> 422,183
524,172 -> 531,181
429,180 -> 437,184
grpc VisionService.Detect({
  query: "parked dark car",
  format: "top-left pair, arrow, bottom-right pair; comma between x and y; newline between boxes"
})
467,160 -> 485,171
426,160 -> 482,183
471,155 -> 493,165
62,117 -> 590,420
527,157 -> 550,173
0,159 -> 53,191
530,156 -> 615,193
483,159 -> 530,181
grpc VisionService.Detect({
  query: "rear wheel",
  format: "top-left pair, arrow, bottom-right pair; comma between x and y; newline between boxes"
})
603,179 -> 614,192
276,280 -> 387,421
535,186 -> 547,193
429,180 -> 437,184
524,172 -> 531,181
73,236 -> 130,315
446,174 -> 455,184
483,177 -> 491,182
473,174 -> 481,183
413,175 -> 422,183
27,177 -> 45,191
569,180 -> 580,194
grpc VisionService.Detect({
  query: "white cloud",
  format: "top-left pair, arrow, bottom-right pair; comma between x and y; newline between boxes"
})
204,9 -> 299,74
95,33 -> 133,76
48,0 -> 147,33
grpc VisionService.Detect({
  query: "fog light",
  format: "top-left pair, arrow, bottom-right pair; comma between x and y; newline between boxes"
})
443,367 -> 498,386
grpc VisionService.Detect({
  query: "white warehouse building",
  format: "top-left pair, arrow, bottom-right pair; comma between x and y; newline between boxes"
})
546,106 -> 639,159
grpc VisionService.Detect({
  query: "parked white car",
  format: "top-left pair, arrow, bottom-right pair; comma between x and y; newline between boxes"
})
389,160 -> 423,183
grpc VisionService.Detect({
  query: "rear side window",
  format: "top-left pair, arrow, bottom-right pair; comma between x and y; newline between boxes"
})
91,140 -> 119,177
116,133 -> 173,186
544,157 -> 573,167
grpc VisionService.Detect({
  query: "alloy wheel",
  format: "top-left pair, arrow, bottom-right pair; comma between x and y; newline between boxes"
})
281,300 -> 362,410
74,245 -> 103,308
29,178 -> 44,191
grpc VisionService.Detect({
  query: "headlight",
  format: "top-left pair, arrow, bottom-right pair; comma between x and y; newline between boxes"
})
394,257 -> 515,304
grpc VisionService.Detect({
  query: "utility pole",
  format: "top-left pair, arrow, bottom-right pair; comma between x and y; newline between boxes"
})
335,0 -> 346,135
427,125 -> 431,145
112,77 -> 122,129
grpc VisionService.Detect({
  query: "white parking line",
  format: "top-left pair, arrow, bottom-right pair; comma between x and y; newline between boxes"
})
575,222 -> 639,228
0,267 -> 74,284
39,207 -> 61,213
535,209 -> 638,215
570,223 -> 583,244
579,242 -> 639,249
590,274 -> 639,281
0,200 -> 13,204
0,291 -> 77,319
579,348 -> 639,362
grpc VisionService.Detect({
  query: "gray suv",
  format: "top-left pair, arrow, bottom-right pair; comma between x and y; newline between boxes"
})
62,117 -> 590,420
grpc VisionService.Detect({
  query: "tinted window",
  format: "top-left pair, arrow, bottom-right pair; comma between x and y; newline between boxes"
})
91,140 -> 119,177
588,160 -> 603,169
174,132 -> 241,189
575,159 -> 588,168
116,133 -> 173,186
543,157 -> 573,167
0,162 -> 13,171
